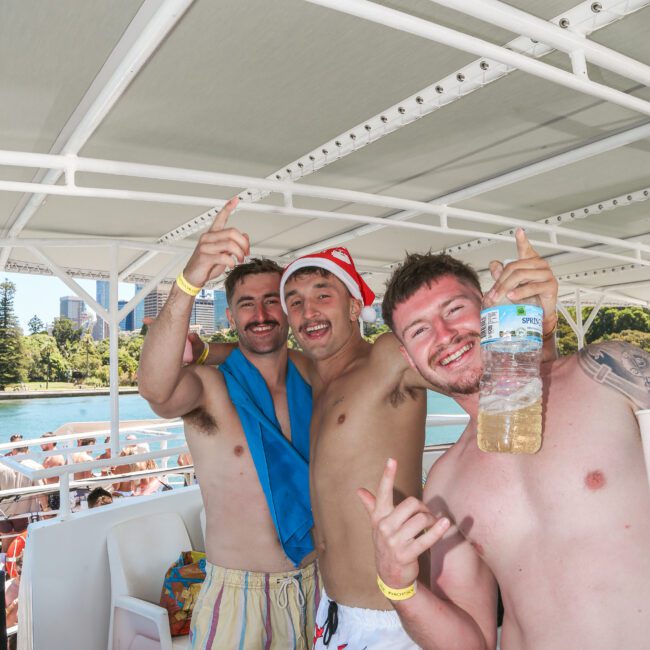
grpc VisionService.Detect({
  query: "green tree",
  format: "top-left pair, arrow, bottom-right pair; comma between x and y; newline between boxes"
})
68,333 -> 101,380
22,333 -> 69,382
27,315 -> 46,335
363,323 -> 391,343
209,329 -> 239,343
556,306 -> 650,356
592,329 -> 650,353
52,316 -> 82,353
117,348 -> 138,384
0,280 -> 26,389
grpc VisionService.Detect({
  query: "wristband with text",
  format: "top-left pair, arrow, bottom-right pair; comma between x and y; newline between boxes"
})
377,575 -> 417,601
195,341 -> 209,366
176,272 -> 201,297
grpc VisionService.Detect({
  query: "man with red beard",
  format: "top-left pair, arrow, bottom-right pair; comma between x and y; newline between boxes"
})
139,199 -> 319,649
360,250 -> 650,650
278,233 -> 558,649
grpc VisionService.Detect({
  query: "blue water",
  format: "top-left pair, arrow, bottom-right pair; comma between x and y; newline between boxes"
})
0,394 -> 158,442
426,391 -> 467,445
0,391 -> 465,445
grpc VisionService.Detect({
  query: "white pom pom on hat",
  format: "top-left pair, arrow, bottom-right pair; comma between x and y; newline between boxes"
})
280,247 -> 377,322
361,305 -> 377,322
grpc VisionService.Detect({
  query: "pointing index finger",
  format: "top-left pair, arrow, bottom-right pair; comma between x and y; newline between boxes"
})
374,458 -> 397,519
209,196 -> 240,232
515,227 -> 538,260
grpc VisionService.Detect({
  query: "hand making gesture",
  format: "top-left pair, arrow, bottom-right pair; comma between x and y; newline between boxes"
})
182,197 -> 250,289
485,227 -> 558,336
357,458 -> 450,592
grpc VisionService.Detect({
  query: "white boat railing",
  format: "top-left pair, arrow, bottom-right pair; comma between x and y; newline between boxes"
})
0,413 -> 467,520
0,420 -> 188,519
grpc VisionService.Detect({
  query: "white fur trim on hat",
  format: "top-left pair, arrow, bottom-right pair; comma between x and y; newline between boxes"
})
280,256 -> 376,322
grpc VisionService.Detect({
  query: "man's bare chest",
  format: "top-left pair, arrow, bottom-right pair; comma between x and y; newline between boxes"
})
436,400 -> 637,562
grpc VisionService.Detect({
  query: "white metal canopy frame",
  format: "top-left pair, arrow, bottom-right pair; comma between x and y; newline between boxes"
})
0,0 -> 649,459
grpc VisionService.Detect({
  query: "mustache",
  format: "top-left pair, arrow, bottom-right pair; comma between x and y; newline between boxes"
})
428,333 -> 480,367
299,319 -> 330,334
244,320 -> 280,331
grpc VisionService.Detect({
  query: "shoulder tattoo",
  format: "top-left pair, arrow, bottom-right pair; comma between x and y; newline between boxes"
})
578,342 -> 650,409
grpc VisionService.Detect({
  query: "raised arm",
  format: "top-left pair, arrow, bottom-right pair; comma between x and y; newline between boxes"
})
138,198 -> 249,417
578,341 -> 650,410
358,459 -> 497,650
485,228 -> 559,362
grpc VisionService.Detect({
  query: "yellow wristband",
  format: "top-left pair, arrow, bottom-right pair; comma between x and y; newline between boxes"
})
176,272 -> 201,297
196,342 -> 209,366
377,575 -> 417,601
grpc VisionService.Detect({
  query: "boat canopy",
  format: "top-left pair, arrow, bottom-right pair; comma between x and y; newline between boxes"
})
1,0 -> 648,308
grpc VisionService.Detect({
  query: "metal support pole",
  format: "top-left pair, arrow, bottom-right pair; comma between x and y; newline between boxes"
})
109,244 -> 120,459
582,294 -> 606,341
557,302 -> 580,340
575,289 -> 585,349
58,472 -> 71,520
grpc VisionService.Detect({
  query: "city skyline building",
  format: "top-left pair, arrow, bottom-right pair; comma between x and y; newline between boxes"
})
59,295 -> 86,328
213,290 -> 229,329
118,299 -> 135,331
92,280 -> 110,340
191,290 -> 214,336
144,286 -> 171,320
134,284 -> 145,330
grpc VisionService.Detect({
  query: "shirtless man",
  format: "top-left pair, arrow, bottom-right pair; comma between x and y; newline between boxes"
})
138,198 -> 318,649
72,438 -> 95,481
360,250 -> 650,650
278,235 -> 558,648
41,432 -> 65,477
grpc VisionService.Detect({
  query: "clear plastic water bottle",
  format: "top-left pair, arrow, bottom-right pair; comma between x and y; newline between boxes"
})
478,288 -> 543,454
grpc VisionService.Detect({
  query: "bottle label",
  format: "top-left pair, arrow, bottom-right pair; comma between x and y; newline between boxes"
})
480,304 -> 543,346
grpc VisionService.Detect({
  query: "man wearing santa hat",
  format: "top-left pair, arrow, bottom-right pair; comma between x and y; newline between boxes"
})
278,242 -> 558,649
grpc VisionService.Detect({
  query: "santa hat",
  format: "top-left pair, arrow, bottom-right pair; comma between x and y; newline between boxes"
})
280,247 -> 377,322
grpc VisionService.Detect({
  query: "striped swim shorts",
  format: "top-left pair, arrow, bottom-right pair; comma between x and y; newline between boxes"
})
190,559 -> 320,649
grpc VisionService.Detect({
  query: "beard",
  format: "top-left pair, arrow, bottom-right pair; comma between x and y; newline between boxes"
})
420,334 -> 482,396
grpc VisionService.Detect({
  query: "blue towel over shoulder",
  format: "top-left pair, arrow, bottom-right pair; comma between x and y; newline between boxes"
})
219,349 -> 314,566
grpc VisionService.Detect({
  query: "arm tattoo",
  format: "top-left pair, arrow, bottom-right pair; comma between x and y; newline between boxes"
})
578,342 -> 650,409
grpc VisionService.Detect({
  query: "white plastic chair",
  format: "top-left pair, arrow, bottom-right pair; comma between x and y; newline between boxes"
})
107,512 -> 192,650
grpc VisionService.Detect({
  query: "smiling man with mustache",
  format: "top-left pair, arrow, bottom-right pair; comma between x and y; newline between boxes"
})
139,199 -> 319,649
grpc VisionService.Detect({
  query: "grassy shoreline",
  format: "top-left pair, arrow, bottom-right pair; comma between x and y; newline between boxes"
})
0,385 -> 140,400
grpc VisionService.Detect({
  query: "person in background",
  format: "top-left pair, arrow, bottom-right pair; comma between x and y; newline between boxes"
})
0,464 -> 35,553
72,438 -> 95,481
5,549 -> 23,636
132,459 -> 171,496
40,432 -> 65,513
111,448 -> 138,496
87,487 -> 113,509
4,435 -> 23,457
177,451 -> 194,486
96,436 -> 112,477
